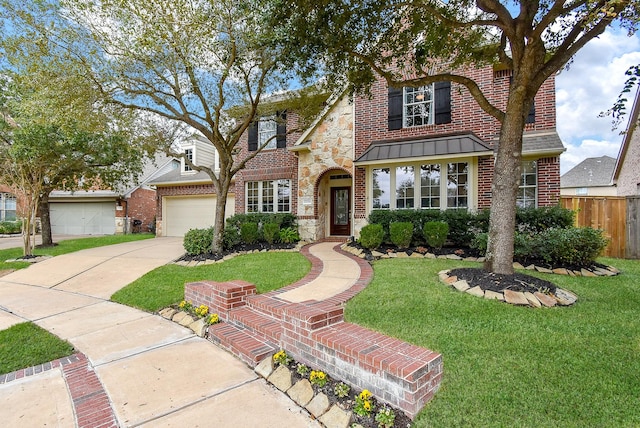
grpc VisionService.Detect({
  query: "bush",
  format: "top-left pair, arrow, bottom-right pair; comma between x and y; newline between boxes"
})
240,222 -> 260,244
0,220 -> 22,234
223,224 -> 241,249
183,227 -> 213,255
359,224 -> 385,249
516,206 -> 575,233
226,213 -> 297,231
279,227 -> 300,244
423,221 -> 449,249
263,222 -> 280,244
389,222 -> 414,248
532,227 -> 609,266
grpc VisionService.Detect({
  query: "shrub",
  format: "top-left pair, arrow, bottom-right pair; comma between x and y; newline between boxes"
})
183,227 -> 213,255
423,221 -> 449,249
226,213 -> 297,231
532,227 -> 609,266
359,224 -> 385,249
263,222 -> 281,244
279,227 -> 300,244
0,220 -> 22,234
516,206 -> 575,233
389,222 -> 414,248
223,224 -> 241,249
240,222 -> 259,244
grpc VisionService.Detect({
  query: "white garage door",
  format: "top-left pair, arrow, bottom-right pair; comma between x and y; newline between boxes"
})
50,202 -> 116,235
163,195 -> 235,237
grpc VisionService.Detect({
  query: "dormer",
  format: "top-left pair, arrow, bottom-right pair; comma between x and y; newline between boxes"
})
180,136 -> 220,176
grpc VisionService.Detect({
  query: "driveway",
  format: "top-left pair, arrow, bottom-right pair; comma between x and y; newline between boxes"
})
0,238 -> 316,427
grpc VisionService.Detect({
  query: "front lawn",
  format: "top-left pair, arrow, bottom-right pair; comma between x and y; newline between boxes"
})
0,323 -> 75,375
111,251 -> 311,312
346,257 -> 640,427
0,233 -> 154,271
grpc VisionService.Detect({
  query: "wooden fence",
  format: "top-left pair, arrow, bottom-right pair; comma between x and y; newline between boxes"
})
560,196 -> 634,259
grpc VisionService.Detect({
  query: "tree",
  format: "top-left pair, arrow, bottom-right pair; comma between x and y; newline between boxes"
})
273,0 -> 638,274
0,0 -> 325,253
0,54 -> 160,251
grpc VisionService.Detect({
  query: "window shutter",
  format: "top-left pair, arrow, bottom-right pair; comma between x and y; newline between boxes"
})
526,102 -> 535,123
276,111 -> 287,148
248,120 -> 258,151
388,86 -> 403,130
434,81 -> 451,124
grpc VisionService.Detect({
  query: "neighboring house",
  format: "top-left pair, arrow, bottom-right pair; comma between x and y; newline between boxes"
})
150,136 -> 236,237
152,65 -> 565,240
560,156 -> 617,197
47,153 -> 179,235
613,87 -> 640,196
0,185 -> 18,222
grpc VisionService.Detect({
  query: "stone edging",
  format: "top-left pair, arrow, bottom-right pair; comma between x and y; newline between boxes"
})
172,241 -> 310,267
438,269 -> 579,307
5,255 -> 53,264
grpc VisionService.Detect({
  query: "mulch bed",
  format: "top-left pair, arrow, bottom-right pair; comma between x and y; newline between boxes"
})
448,267 -> 557,294
177,242 -> 297,262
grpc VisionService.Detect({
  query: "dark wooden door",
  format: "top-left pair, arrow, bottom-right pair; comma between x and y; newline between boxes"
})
330,187 -> 351,236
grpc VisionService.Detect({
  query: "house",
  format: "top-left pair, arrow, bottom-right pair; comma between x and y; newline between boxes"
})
613,87 -> 640,196
560,156 -> 617,197
47,153 -> 178,235
152,64 -> 565,240
150,136 -> 236,237
0,185 -> 18,222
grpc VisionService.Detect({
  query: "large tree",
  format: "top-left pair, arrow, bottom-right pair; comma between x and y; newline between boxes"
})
274,0 -> 638,274
1,0 -> 324,253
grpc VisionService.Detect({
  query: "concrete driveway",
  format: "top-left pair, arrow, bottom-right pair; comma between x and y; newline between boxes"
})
0,238 -> 316,427
0,233 -> 92,250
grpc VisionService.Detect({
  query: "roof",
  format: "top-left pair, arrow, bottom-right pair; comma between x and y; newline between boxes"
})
355,133 -> 493,165
521,131 -> 566,155
148,168 -> 213,186
613,86 -> 640,182
560,155 -> 616,188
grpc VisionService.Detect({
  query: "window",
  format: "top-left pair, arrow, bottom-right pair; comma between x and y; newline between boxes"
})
395,166 -> 415,209
517,160 -> 537,208
258,118 -> 277,150
420,164 -> 441,209
183,148 -> 194,172
371,162 -> 469,210
372,168 -> 391,209
0,193 -> 17,221
246,180 -> 291,213
404,86 -> 434,127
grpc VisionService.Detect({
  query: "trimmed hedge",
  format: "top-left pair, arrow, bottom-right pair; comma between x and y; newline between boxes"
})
423,221 -> 449,249
223,213 -> 299,249
359,224 -> 384,249
0,220 -> 22,234
183,227 -> 213,255
367,206 -> 574,247
390,222 -> 414,248
240,222 -> 259,244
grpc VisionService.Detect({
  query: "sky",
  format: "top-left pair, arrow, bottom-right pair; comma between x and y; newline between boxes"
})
556,27 -> 640,175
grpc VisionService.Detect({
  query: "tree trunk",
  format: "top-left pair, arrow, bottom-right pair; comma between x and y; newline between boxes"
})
39,192 -> 53,246
483,101 -> 527,275
211,178 -> 231,254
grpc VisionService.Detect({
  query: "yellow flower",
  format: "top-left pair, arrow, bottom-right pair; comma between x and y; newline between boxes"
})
179,300 -> 186,309
359,389 -> 372,400
364,400 -> 372,411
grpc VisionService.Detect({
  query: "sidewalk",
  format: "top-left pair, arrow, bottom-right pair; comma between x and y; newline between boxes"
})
0,238 -> 363,427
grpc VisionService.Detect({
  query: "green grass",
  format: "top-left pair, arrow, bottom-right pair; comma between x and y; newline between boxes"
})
345,257 -> 640,427
0,323 -> 75,375
0,233 -> 154,271
111,251 -> 312,312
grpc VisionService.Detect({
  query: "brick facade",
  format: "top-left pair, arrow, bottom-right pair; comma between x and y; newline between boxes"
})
120,187 -> 157,232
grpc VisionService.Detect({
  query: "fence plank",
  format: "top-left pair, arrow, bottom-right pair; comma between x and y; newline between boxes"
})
560,196 -> 626,258
626,196 -> 640,259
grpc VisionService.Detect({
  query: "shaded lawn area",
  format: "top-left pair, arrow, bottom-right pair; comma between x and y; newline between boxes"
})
345,257 -> 640,427
0,233 -> 154,271
0,323 -> 74,375
111,251 -> 311,312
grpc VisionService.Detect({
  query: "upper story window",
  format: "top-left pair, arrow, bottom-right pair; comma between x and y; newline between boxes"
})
248,111 -> 287,151
404,86 -> 434,127
183,148 -> 194,172
0,192 -> 17,221
388,82 -> 451,130
258,117 -> 277,150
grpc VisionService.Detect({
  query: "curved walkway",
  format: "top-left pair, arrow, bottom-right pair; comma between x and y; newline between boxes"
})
0,238 -> 369,428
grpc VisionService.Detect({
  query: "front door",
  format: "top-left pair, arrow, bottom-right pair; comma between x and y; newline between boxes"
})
330,187 -> 351,236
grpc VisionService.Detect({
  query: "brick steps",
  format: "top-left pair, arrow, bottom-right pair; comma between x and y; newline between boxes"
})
227,306 -> 282,343
208,322 -> 276,366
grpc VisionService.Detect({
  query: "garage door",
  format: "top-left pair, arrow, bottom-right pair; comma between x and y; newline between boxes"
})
50,202 -> 116,235
163,195 -> 235,237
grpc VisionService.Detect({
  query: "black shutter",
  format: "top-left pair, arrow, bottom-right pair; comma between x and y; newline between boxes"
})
276,111 -> 287,148
434,81 -> 451,124
526,102 -> 535,123
248,120 -> 258,151
388,86 -> 403,130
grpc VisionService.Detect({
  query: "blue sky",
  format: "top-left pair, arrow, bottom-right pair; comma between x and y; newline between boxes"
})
556,27 -> 640,175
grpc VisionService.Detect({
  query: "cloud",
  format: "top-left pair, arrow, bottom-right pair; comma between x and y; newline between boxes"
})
556,28 -> 640,174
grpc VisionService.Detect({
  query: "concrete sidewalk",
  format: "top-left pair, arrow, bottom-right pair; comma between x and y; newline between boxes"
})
0,237 -> 320,427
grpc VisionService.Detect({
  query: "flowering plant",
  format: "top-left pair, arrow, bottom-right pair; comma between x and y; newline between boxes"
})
296,363 -> 310,376
205,313 -> 219,325
179,300 -> 193,312
334,382 -> 350,398
309,370 -> 328,387
194,304 -> 209,317
273,350 -> 292,366
354,389 -> 374,417
375,407 -> 396,428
